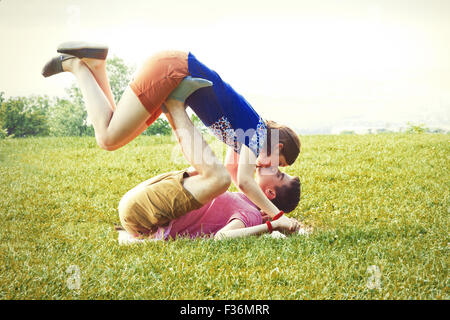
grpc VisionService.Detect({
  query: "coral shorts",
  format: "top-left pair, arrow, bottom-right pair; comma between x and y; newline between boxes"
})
129,51 -> 190,126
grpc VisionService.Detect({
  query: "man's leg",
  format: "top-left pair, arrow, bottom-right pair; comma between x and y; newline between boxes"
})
118,100 -> 230,237
164,98 -> 231,205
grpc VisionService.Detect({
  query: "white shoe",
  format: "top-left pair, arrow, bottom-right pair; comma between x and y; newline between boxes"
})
118,230 -> 148,245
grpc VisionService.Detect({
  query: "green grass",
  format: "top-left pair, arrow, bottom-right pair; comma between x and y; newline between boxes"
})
0,133 -> 448,299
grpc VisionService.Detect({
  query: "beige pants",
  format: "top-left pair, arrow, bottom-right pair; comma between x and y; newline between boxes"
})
118,170 -> 202,238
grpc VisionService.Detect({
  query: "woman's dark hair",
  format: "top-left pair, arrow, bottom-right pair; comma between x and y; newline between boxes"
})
265,120 -> 301,165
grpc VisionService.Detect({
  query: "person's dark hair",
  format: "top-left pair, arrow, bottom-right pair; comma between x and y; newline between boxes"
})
270,176 -> 301,213
265,120 -> 301,165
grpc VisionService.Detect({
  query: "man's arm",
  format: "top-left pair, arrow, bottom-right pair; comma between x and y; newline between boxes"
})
214,216 -> 299,240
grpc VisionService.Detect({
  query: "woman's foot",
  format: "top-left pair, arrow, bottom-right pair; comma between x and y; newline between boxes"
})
41,54 -> 77,77
57,41 -> 109,60
162,77 -> 213,113
58,55 -> 104,76
168,76 -> 213,102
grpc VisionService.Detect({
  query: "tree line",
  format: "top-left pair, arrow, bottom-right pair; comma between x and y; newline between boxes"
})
0,56 -> 175,139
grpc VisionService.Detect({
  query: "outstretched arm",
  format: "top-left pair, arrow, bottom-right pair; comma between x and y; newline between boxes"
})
214,220 -> 269,240
214,216 -> 300,240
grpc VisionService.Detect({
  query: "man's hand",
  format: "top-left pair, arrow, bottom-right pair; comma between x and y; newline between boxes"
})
273,215 -> 301,234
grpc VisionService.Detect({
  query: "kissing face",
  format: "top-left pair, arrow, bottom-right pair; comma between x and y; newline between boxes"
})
255,166 -> 293,200
256,143 -> 288,168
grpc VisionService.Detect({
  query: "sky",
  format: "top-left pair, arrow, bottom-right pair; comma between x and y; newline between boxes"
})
1,0 -> 449,133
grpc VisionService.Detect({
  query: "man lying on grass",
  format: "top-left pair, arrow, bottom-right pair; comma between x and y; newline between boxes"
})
116,98 -> 303,241
117,165 -> 302,242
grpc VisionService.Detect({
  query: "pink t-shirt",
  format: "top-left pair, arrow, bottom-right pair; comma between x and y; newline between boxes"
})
154,192 -> 263,240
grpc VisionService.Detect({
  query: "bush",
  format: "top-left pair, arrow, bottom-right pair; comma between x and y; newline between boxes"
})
142,118 -> 171,135
48,98 -> 94,137
406,122 -> 427,134
0,95 -> 50,137
0,127 -> 10,139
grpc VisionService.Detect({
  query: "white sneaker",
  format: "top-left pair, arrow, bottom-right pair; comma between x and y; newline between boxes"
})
117,230 -> 148,245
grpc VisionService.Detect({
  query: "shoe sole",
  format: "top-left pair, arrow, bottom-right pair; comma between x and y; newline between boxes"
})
57,41 -> 109,60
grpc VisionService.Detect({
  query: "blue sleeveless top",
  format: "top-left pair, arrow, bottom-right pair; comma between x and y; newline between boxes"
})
186,52 -> 267,156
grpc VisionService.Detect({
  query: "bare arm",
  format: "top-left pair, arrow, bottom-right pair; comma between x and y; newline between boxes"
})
215,223 -> 271,240
225,147 -> 239,186
214,216 -> 299,240
236,145 -> 280,218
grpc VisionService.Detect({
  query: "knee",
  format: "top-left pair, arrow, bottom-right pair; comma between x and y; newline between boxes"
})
118,193 -> 132,220
96,136 -> 119,151
118,199 -> 138,237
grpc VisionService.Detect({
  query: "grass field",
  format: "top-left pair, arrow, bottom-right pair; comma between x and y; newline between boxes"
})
0,133 -> 448,299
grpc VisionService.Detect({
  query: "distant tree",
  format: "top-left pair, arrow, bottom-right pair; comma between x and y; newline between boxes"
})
141,113 -> 208,136
141,113 -> 211,136
0,95 -> 50,137
142,118 -> 172,136
427,128 -> 445,134
406,122 -> 426,134
190,113 -> 208,134
48,97 -> 94,136
0,127 -> 7,139
106,56 -> 135,103
66,83 -> 83,108
340,130 -> 354,135
0,92 -> 6,138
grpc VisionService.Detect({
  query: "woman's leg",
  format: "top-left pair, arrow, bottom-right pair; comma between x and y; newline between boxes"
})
81,58 -> 117,111
63,57 -> 150,151
164,98 -> 231,204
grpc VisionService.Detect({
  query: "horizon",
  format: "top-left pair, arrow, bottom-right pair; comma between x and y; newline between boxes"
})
1,0 -> 449,133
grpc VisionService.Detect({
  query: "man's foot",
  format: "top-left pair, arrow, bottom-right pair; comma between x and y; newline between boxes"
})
167,76 -> 213,103
57,41 -> 109,60
117,230 -> 149,245
41,54 -> 76,77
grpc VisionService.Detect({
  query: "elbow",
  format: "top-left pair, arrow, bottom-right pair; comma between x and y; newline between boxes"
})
214,232 -> 226,241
